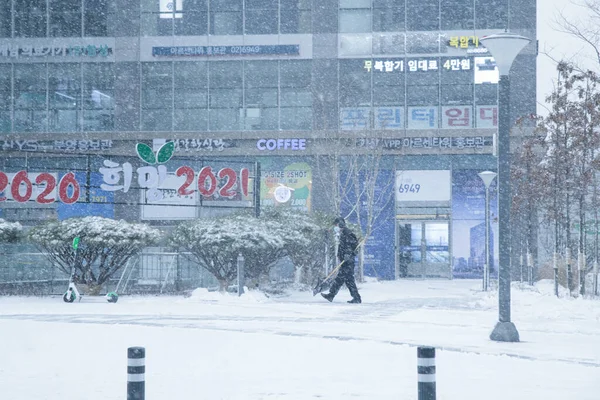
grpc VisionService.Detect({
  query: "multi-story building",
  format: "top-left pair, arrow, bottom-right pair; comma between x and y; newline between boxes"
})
0,0 -> 537,280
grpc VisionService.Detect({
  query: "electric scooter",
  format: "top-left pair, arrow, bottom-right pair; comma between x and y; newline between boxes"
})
63,237 -> 119,303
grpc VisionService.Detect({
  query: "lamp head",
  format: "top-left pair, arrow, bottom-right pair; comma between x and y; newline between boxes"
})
480,33 -> 531,76
478,171 -> 497,188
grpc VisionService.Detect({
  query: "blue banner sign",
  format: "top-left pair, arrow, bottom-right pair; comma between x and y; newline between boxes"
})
152,45 -> 300,57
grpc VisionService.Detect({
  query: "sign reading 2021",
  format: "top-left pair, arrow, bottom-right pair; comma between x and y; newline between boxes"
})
0,142 -> 250,204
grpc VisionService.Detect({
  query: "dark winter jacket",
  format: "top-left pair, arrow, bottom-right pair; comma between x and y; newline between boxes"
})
337,227 -> 359,263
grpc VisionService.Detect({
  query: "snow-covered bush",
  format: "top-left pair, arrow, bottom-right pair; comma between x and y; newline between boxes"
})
169,210 -> 335,291
169,212 -> 286,292
260,208 -> 332,286
28,217 -> 161,294
0,219 -> 23,243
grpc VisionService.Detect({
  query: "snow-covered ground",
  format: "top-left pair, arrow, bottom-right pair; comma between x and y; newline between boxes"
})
0,279 -> 598,399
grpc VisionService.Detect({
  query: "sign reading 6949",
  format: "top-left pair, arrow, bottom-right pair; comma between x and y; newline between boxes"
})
0,171 -> 80,204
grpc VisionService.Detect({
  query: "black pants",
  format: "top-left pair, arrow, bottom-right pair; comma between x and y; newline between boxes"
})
328,262 -> 361,300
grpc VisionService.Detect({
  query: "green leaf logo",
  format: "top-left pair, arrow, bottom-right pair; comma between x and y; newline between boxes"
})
136,143 -> 156,164
156,141 -> 175,164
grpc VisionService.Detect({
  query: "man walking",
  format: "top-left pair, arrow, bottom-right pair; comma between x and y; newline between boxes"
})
322,217 -> 362,304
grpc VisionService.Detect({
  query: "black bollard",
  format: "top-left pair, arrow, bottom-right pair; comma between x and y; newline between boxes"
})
417,346 -> 436,400
127,347 -> 145,400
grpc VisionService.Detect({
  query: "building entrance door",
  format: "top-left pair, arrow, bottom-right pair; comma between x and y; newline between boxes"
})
397,221 -> 451,278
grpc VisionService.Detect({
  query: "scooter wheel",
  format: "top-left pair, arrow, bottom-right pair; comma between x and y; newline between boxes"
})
106,292 -> 119,303
63,292 -> 75,303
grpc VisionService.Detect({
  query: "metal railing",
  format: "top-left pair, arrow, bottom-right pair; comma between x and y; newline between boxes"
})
0,250 -> 219,296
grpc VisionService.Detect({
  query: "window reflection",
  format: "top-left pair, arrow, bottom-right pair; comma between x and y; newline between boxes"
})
49,63 -> 81,132
83,63 -> 115,131
14,64 -> 47,132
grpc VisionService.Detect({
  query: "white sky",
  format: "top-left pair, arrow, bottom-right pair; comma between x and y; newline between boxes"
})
537,0 -> 599,115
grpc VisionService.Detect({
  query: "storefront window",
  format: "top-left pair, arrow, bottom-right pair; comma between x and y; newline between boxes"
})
14,64 -> 47,132
174,61 -> 208,131
83,63 -> 115,131
48,63 -> 81,132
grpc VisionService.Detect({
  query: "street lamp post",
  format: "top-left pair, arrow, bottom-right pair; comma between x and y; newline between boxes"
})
480,32 -> 531,343
478,171 -> 497,292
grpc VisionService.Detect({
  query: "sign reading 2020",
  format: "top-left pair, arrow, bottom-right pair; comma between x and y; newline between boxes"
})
0,142 -> 250,204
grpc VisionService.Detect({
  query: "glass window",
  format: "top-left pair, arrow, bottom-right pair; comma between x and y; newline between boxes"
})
0,4 -> 11,37
280,60 -> 311,88
339,10 -> 371,33
210,0 -> 242,35
475,83 -> 497,105
406,32 -> 440,54
141,0 -> 177,35
209,108 -> 239,131
406,69 -> 439,106
175,0 -> 208,35
339,60 -> 371,106
174,62 -> 208,131
14,0 -> 47,37
407,0 -> 439,31
280,107 -> 312,130
441,0 -> 474,30
209,61 -> 242,88
407,85 -> 439,106
245,0 -> 278,34
280,0 -> 311,34
373,0 -> 405,32
0,65 -> 11,132
48,63 -> 81,132
49,0 -> 82,37
280,60 -> 311,129
441,84 -> 472,105
85,0 -> 110,36
83,63 -> 115,131
441,62 -> 472,84
373,33 -> 405,55
475,0 -> 508,29
142,63 -> 172,131
373,70 -> 405,106
244,61 -> 278,130
209,61 -> 242,130
14,64 -> 47,132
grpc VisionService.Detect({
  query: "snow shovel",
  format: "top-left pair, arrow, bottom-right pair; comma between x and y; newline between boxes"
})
312,261 -> 345,296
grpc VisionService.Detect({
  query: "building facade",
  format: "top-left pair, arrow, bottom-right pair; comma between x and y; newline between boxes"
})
0,0 -> 537,279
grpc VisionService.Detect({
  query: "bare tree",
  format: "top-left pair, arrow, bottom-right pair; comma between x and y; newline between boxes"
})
554,0 -> 600,69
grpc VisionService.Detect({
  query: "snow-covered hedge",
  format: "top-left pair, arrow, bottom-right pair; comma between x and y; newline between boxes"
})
169,210 -> 332,291
28,217 -> 161,293
0,219 -> 23,243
